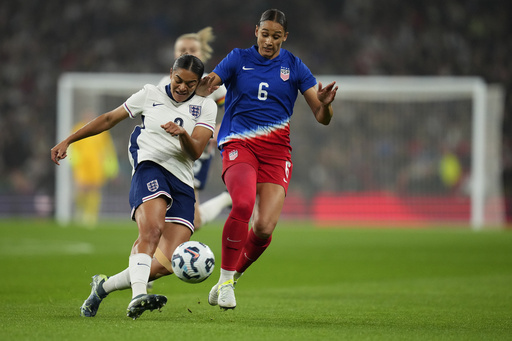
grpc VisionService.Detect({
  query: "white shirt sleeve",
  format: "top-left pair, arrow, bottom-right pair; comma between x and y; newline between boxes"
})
196,97 -> 218,134
123,85 -> 149,119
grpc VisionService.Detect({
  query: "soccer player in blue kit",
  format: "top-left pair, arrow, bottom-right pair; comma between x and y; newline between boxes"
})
201,9 -> 339,309
51,55 -> 217,319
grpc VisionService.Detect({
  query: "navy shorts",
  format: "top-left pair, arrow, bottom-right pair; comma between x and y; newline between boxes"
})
129,161 -> 195,232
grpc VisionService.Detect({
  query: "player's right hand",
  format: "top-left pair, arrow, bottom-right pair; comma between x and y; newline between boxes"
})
50,142 -> 68,165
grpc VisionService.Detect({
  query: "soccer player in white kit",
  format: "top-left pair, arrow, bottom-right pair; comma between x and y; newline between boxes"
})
51,54 -> 217,319
159,27 -> 232,230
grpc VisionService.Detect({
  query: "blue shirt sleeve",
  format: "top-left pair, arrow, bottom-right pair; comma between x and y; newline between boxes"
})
213,49 -> 242,85
295,55 -> 317,94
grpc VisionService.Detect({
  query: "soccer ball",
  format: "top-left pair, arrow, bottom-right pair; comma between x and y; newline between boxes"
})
171,241 -> 215,283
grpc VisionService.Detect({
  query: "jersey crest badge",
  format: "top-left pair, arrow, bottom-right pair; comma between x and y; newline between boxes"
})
280,67 -> 290,81
147,180 -> 159,192
189,105 -> 201,118
229,150 -> 238,161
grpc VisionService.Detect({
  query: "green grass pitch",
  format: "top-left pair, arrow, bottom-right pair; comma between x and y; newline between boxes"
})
0,219 -> 511,340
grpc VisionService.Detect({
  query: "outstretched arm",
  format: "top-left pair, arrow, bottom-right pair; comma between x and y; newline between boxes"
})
303,81 -> 339,125
51,105 -> 128,165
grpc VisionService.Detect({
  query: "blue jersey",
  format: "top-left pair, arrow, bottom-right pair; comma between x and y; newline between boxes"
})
213,45 -> 317,149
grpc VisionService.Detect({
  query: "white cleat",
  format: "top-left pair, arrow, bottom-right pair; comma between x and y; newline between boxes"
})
217,279 -> 236,310
208,283 -> 220,306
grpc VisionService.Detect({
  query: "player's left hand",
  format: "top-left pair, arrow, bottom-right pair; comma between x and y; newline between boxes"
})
317,81 -> 338,105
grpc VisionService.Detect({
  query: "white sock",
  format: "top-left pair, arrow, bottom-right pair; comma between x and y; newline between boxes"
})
102,268 -> 131,293
129,253 -> 152,299
199,191 -> 232,226
219,268 -> 235,284
234,271 -> 243,282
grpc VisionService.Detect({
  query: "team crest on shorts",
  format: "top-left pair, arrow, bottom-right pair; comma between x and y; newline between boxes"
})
147,179 -> 159,192
229,150 -> 238,161
280,67 -> 290,81
189,105 -> 201,118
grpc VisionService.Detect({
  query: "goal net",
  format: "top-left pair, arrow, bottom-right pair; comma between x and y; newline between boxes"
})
55,74 -> 505,229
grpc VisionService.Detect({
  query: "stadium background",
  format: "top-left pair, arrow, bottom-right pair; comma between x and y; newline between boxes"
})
1,0 -> 511,225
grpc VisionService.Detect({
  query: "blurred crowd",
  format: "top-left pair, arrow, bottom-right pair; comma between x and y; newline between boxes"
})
1,0 -> 511,220
291,99 -> 473,196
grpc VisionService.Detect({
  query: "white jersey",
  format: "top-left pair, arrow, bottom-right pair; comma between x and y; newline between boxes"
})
124,84 -> 217,188
158,74 -> 227,107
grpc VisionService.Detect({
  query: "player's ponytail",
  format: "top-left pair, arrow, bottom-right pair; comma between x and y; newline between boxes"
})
175,27 -> 215,64
196,27 -> 214,63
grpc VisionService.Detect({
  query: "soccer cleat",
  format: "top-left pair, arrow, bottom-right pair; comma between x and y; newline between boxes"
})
80,274 -> 108,317
208,283 -> 220,306
209,277 -> 240,307
217,279 -> 236,310
126,294 -> 167,320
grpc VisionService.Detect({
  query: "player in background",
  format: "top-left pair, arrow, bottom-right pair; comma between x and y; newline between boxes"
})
159,27 -> 231,230
51,55 -> 217,319
199,9 -> 338,310
70,109 -> 119,227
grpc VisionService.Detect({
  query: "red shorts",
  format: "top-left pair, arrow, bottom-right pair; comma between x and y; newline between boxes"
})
221,140 -> 293,194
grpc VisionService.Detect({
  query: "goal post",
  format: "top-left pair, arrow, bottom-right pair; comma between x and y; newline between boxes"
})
55,74 -> 505,229
316,76 -> 488,229
309,76 -> 503,230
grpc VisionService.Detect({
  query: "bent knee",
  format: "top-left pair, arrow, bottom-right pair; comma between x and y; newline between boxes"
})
139,224 -> 163,244
231,200 -> 255,221
252,221 -> 275,239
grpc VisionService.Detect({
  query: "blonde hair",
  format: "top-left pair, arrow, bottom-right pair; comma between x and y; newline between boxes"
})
175,27 -> 215,63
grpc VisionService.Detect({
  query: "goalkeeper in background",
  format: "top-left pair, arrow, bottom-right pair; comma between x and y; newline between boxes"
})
70,109 -> 119,227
